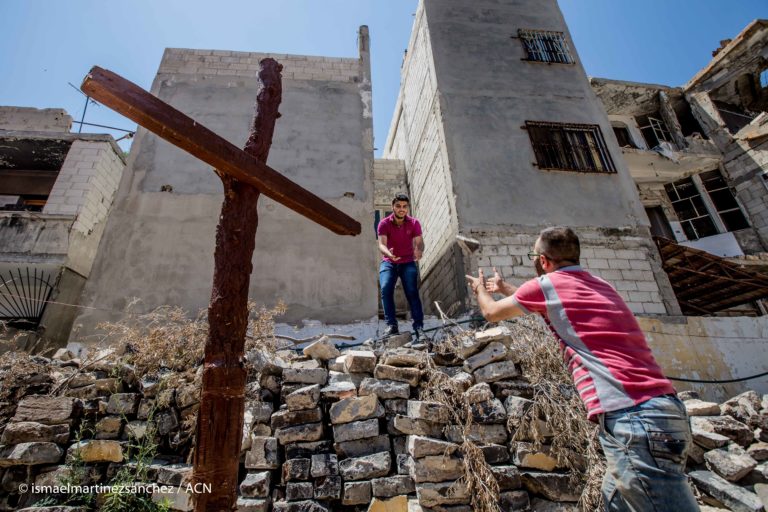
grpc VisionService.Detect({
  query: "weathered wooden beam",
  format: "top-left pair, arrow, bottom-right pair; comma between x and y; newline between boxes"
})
80,66 -> 361,236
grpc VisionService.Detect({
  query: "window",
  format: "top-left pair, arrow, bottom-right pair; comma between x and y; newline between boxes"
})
664,178 -> 718,240
760,69 -> 768,89
518,29 -> 574,64
612,126 -> 635,148
664,171 -> 750,241
526,121 -> 616,173
699,170 -> 750,232
636,114 -> 671,148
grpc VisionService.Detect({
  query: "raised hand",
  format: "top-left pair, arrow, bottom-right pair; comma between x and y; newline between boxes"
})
465,268 -> 486,295
485,267 -> 503,293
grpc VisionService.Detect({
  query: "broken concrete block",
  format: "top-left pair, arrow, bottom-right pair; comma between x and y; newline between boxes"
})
689,470 -> 763,512
385,399 -> 409,415
285,440 -> 333,460
406,435 -> 459,459
333,418 -> 379,443
687,442 -> 706,465
692,416 -> 754,447
481,444 -> 510,465
13,396 -> 78,424
286,384 -> 321,411
343,351 -> 378,374
275,423 -> 324,445
722,391 -> 763,427
343,480 -> 372,505
381,348 -> 427,368
339,451 -> 391,480
473,360 -> 520,383
303,336 -> 340,361
463,342 -> 508,373
514,443 -> 558,471
106,393 -> 140,416
95,415 -> 123,440
359,378 -> 411,399
384,333 -> 412,349
282,458 -> 311,482
747,442 -> 768,462
240,471 -> 271,498
491,465 -> 522,491
157,463 -> 192,486
684,399 -> 722,416
330,393 -> 384,424
286,482 -> 314,501
283,368 -> 328,385
314,475 -> 342,500
369,495 -> 409,512
0,421 -> 70,445
245,437 -> 280,469
463,382 -> 494,405
408,454 -> 464,483
415,480 -> 470,507
335,434 -> 391,459
704,447 -> 758,482
393,416 -> 444,437
310,453 -> 338,477
445,424 -> 507,445
470,398 -> 507,424
500,490 -> 530,511
371,475 -> 416,497
406,400 -> 452,423
320,381 -> 357,401
0,442 -> 63,467
270,407 -> 323,430
375,364 -> 421,386
693,428 -> 731,450
273,500 -> 329,512
250,402 -> 274,424
66,440 -> 122,463
521,472 -> 579,502
494,380 -> 534,400
236,497 -> 271,512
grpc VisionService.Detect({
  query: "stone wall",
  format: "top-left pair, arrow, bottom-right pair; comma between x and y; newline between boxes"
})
372,159 -> 406,211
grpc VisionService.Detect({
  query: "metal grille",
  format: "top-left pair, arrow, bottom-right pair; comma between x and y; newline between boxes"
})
0,267 -> 55,325
526,121 -> 616,173
519,29 -> 574,64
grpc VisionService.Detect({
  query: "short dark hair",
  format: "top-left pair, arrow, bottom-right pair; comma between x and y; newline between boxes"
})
392,193 -> 410,205
538,227 -> 580,263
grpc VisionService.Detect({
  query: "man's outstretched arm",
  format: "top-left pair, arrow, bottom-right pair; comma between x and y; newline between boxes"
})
466,269 -> 525,322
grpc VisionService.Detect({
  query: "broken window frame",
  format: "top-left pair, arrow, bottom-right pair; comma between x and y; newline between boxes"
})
664,177 -> 718,241
525,121 -> 616,174
611,124 -> 636,148
518,29 -> 575,64
664,170 -> 751,241
699,170 -> 751,232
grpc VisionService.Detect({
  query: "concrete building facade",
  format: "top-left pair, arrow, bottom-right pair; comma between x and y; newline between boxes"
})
383,0 -> 678,317
69,28 -> 379,343
0,107 -> 125,347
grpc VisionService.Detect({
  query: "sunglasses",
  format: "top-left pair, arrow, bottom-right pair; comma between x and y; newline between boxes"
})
527,251 -> 550,261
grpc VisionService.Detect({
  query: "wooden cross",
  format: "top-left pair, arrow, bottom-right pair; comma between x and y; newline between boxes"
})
81,63 -> 361,511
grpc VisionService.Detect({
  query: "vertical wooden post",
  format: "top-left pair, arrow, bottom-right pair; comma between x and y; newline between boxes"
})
193,58 -> 283,511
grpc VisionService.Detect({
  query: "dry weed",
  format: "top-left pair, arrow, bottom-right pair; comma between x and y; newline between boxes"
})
504,316 -> 605,512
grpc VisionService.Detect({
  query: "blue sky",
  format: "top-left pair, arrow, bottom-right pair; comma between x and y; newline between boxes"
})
1,1 -> 765,155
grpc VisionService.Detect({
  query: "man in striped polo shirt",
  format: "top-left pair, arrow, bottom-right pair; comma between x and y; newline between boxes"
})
465,227 -> 699,511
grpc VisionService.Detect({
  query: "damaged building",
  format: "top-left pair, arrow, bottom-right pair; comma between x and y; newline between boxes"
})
0,107 -> 126,348
591,19 -> 768,316
1,1 -> 766,396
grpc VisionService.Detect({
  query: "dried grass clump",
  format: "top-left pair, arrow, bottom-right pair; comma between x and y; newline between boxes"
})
93,299 -> 287,379
421,327 -> 501,512
504,316 -> 605,512
0,349 -> 55,433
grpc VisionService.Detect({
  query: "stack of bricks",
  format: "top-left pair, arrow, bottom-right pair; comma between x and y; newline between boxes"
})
42,139 -> 125,234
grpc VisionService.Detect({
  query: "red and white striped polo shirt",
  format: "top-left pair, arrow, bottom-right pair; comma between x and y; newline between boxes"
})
511,266 -> 676,421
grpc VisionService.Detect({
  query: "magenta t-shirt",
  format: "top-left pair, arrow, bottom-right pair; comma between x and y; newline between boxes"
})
511,266 -> 675,420
377,214 -> 422,263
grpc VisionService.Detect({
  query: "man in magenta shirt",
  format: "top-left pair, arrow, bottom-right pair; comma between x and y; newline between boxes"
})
465,227 -> 699,511
377,194 -> 425,339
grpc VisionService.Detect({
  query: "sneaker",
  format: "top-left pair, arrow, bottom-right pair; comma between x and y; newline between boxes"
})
414,327 -> 427,341
383,325 -> 399,337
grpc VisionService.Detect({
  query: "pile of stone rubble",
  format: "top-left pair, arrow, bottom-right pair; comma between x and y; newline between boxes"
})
0,325 -> 766,512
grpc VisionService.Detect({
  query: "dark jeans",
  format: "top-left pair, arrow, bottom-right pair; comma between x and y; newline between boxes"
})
379,260 -> 424,330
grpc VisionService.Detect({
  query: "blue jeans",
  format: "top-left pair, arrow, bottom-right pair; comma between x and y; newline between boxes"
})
598,395 -> 700,512
379,260 -> 423,330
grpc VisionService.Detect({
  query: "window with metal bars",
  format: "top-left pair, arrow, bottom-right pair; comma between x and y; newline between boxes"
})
525,121 -> 616,173
518,29 -> 574,64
